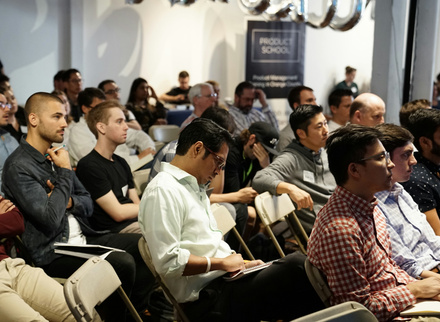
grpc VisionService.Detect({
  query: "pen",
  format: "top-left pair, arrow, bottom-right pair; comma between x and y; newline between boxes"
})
45,145 -> 66,157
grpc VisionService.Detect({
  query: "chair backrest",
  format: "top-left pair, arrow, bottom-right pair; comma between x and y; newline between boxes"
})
138,237 -> 190,322
210,203 -> 236,235
304,257 -> 332,307
64,257 -> 122,322
292,301 -> 378,322
133,168 -> 151,196
256,191 -> 295,226
149,125 -> 180,143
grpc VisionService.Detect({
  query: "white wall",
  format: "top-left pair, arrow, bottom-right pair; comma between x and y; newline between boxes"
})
1,0 -> 375,128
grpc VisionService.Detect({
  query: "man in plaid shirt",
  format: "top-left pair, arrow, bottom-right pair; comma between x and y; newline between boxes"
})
308,124 -> 440,321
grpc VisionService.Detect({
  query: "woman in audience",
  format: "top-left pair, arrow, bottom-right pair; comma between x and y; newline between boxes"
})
334,65 -> 359,97
126,77 -> 167,133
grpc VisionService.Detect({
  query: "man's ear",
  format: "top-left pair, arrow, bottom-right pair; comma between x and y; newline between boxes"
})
348,162 -> 361,179
248,134 -> 256,145
81,105 -> 88,115
419,136 -> 432,152
96,122 -> 106,135
192,141 -> 204,158
296,128 -> 307,140
353,110 -> 362,123
330,105 -> 338,114
28,113 -> 38,127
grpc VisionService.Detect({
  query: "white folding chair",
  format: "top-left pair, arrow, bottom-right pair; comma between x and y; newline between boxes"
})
304,257 -> 332,307
255,192 -> 308,257
148,125 -> 180,143
210,203 -> 255,260
132,168 -> 151,196
64,256 -> 142,322
138,237 -> 190,322
291,301 -> 378,322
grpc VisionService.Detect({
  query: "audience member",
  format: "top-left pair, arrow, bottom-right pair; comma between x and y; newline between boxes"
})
126,77 -> 167,133
277,85 -> 316,152
206,80 -> 227,109
349,92 -> 385,126
2,88 -> 26,142
180,83 -> 216,129
62,69 -> 83,122
98,79 -> 142,130
253,105 -> 335,234
69,88 -> 155,167
334,65 -> 359,97
228,81 -> 279,136
402,108 -> 440,235
375,123 -> 440,279
159,70 -> 191,105
308,124 -> 440,321
327,88 -> 353,132
76,101 -> 142,234
2,92 -> 155,320
53,70 -> 65,92
0,74 -> 26,136
139,118 -> 323,322
51,90 -> 73,148
0,195 -> 74,321
399,99 -> 431,129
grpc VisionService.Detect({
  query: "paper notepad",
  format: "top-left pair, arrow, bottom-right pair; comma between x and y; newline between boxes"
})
401,300 -> 440,316
54,242 -> 125,260
223,259 -> 278,281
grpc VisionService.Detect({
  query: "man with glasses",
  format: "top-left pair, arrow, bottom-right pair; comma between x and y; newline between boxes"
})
139,118 -> 323,321
0,89 -> 18,188
61,69 -> 83,122
308,124 -> 440,321
228,81 -> 279,136
180,83 -> 216,130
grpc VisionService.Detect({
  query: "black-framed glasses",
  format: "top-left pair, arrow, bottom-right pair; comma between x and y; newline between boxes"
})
105,88 -> 121,95
203,144 -> 226,171
357,151 -> 391,164
0,102 -> 11,110
198,93 -> 218,98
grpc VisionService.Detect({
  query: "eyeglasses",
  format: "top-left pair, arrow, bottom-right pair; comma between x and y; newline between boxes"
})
357,151 -> 391,164
105,88 -> 121,95
198,93 -> 218,98
203,144 -> 226,171
0,102 -> 11,110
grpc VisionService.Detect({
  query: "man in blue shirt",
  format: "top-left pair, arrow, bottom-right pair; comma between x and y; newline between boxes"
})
376,123 -> 440,278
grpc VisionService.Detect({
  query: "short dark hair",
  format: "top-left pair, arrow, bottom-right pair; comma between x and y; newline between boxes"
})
375,123 -> 413,155
349,99 -> 365,119
289,104 -> 323,141
345,66 -> 356,74
0,73 -> 10,84
53,70 -> 65,82
399,99 -> 431,129
24,92 -> 63,125
200,106 -> 236,134
98,79 -> 115,92
326,124 -> 382,185
407,108 -> 440,152
328,88 -> 353,113
178,71 -> 189,79
87,100 -> 123,139
234,81 -> 255,97
176,118 -> 233,157
61,69 -> 81,82
77,88 -> 106,110
287,85 -> 313,108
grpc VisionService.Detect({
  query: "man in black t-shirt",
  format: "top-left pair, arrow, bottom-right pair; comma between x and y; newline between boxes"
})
76,100 -> 141,233
159,70 -> 191,105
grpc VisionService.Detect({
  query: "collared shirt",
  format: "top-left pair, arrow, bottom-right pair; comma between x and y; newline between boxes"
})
139,162 -> 232,303
401,153 -> 440,214
376,183 -> 440,278
0,129 -> 19,190
228,105 -> 279,136
308,185 -> 416,322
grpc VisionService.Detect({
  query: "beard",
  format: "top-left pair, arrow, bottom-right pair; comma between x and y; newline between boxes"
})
431,140 -> 440,157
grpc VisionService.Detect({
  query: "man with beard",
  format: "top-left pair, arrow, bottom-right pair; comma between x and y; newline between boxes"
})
402,108 -> 440,236
228,81 -> 278,136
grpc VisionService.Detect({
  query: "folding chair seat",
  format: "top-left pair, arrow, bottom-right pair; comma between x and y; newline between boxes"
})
255,191 -> 308,256
148,125 -> 180,143
304,257 -> 332,307
210,203 -> 255,260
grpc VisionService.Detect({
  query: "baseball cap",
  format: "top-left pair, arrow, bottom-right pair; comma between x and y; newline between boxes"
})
249,122 -> 279,155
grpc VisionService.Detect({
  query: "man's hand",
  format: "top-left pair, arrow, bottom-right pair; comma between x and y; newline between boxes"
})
0,197 -> 15,214
138,148 -> 156,160
175,94 -> 186,102
287,184 -> 313,211
244,259 -> 265,269
254,89 -> 268,108
46,147 -> 71,170
253,142 -> 270,168
236,187 -> 258,204
407,276 -> 440,300
220,254 -> 246,272
47,180 -> 72,209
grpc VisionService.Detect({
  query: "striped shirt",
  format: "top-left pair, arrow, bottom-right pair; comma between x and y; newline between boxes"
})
228,105 -> 278,136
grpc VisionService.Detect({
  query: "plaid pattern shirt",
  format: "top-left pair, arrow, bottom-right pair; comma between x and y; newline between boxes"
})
308,186 -> 416,322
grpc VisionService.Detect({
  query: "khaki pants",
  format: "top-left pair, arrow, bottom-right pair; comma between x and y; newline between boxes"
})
0,258 -> 74,322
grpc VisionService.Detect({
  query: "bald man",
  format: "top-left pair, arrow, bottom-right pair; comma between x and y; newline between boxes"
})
349,93 -> 385,126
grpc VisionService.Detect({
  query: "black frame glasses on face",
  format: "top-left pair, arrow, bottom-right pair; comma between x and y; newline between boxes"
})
203,144 -> 226,171
357,151 -> 391,164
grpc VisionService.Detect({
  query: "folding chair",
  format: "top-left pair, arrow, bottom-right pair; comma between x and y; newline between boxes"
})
304,257 -> 332,307
210,203 -> 255,260
148,125 -> 180,143
292,301 -> 378,322
63,256 -> 142,322
254,192 -> 308,256
138,237 -> 190,322
132,168 -> 151,196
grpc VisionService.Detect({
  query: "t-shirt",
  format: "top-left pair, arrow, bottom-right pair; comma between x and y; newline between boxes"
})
76,149 -> 136,232
166,87 -> 191,105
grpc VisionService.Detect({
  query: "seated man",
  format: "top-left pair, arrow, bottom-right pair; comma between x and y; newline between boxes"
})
228,81 -> 278,136
399,99 -> 431,129
2,92 -> 154,320
68,87 -> 155,167
0,195 -> 74,321
327,88 -> 353,132
180,83 -> 216,129
375,123 -> 440,279
402,108 -> 440,235
252,105 -> 336,234
76,101 -> 141,233
159,70 -> 191,105
277,85 -> 316,152
0,89 -> 18,188
139,118 -> 323,322
349,92 -> 385,126
308,124 -> 440,321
